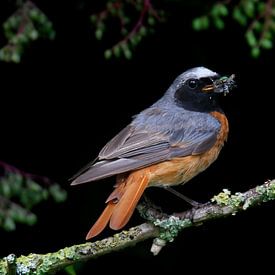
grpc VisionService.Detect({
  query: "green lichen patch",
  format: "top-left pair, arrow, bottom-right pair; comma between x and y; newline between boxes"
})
211,189 -> 231,205
16,254 -> 42,274
0,258 -> 7,274
154,216 -> 192,242
211,189 -> 245,210
256,180 -> 275,201
243,181 -> 275,209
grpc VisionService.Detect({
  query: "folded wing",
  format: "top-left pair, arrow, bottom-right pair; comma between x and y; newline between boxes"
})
71,110 -> 221,185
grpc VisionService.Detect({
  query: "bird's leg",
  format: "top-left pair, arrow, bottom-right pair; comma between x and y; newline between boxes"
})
163,186 -> 202,208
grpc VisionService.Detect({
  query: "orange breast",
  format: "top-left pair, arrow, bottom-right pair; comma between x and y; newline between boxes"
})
146,111 -> 229,187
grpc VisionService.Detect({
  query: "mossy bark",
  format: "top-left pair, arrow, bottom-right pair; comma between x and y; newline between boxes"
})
1,179 -> 274,274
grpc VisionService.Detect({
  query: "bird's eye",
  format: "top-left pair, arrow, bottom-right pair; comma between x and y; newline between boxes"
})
187,79 -> 199,89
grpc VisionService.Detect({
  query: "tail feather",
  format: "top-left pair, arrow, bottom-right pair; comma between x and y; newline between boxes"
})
110,173 -> 149,230
86,201 -> 116,240
86,171 -> 149,239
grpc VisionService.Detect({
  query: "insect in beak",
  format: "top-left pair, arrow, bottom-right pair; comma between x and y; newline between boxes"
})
202,74 -> 236,96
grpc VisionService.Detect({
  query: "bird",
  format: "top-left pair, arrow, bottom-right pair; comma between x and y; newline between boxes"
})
71,67 -> 235,240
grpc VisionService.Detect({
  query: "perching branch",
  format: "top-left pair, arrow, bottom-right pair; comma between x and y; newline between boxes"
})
1,179 -> 275,274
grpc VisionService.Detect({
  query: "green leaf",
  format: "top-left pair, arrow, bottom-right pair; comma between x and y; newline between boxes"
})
8,15 -> 20,29
261,39 -> 273,49
253,21 -> 262,31
49,184 -> 67,203
246,31 -> 257,47
233,7 -> 247,26
20,180 -> 46,208
3,217 -> 16,231
29,9 -> 40,21
37,13 -> 47,24
139,26 -> 147,36
95,29 -> 103,40
211,4 -> 228,17
27,180 -> 43,192
218,4 -> 228,16
123,48 -> 132,59
29,30 -> 39,40
0,180 -> 11,197
192,16 -> 209,31
16,33 -> 28,44
64,265 -> 77,275
251,47 -> 260,58
130,35 -> 139,46
213,17 -> 224,30
243,0 -> 255,17
9,174 -> 23,196
120,42 -> 128,51
148,16 -> 155,26
200,16 -> 209,29
25,213 -> 37,225
3,21 -> 11,32
104,49 -> 112,59
90,15 -> 97,23
257,2 -> 266,13
192,18 -> 202,30
113,45 -> 121,57
263,31 -> 272,40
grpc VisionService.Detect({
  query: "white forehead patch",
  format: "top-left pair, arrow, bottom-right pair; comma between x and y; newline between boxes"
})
185,67 -> 217,79
174,67 -> 218,88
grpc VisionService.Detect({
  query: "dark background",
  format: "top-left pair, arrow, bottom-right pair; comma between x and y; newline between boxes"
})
0,1 -> 274,274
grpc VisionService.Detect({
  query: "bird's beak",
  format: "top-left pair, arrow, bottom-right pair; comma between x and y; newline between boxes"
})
202,74 -> 236,95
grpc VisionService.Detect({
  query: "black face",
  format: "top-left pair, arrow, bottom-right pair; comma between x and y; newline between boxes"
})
174,76 -> 221,112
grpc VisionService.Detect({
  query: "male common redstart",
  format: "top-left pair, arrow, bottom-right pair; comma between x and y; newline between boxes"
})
71,67 -> 235,240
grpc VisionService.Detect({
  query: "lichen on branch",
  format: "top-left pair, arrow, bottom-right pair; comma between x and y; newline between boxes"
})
0,179 -> 275,274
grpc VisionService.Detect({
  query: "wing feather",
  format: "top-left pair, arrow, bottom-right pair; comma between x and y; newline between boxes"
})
71,108 -> 221,185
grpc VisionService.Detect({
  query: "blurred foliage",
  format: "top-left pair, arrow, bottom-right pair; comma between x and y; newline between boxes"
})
0,162 -> 67,231
90,0 -> 164,59
64,265 -> 77,275
0,0 -> 275,62
0,0 -> 55,63
193,0 -> 275,58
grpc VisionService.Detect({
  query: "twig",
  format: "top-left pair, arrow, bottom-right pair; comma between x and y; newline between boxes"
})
246,0 -> 274,46
258,0 -> 273,42
111,0 -> 157,50
0,160 -> 52,185
0,179 -> 275,274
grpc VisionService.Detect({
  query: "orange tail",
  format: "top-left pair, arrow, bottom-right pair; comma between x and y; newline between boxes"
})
110,172 -> 149,230
86,171 -> 149,240
86,201 -> 116,240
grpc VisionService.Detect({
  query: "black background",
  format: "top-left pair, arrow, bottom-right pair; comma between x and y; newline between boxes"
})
0,1 -> 274,274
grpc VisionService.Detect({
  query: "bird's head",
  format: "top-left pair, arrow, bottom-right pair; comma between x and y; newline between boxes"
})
169,67 -> 235,112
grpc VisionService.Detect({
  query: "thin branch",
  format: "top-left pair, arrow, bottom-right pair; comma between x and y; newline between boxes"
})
258,0 -> 273,42
246,0 -> 274,41
0,160 -> 52,185
0,179 -> 275,274
110,0 -> 157,49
